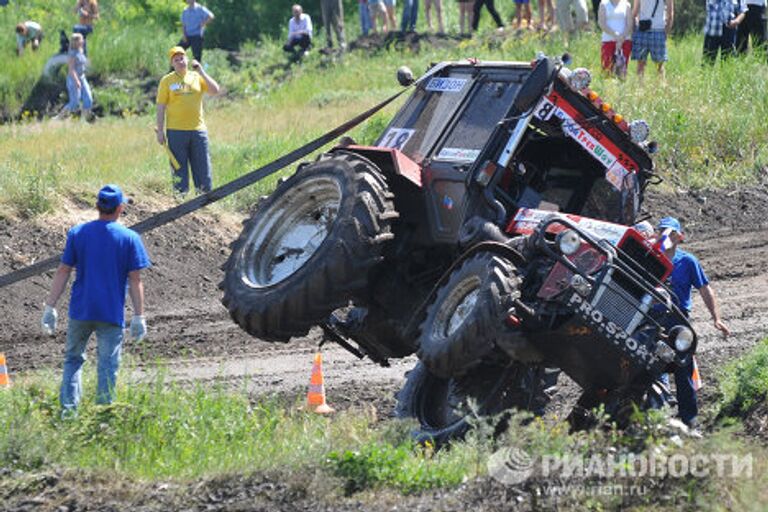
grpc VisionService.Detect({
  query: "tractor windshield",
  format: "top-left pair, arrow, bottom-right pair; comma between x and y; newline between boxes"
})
378,69 -> 474,163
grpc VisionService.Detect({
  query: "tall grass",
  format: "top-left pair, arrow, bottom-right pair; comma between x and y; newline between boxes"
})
718,338 -> 768,417
0,369 -> 485,490
1,29 -> 767,218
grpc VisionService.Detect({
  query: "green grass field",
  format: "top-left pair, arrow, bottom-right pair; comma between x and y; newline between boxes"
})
2,0 -> 768,219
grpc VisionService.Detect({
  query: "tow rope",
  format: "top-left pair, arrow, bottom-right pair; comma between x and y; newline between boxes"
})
0,88 -> 408,289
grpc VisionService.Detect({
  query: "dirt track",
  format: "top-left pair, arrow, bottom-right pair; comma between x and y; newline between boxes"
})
2,184 -> 768,415
1,181 -> 768,510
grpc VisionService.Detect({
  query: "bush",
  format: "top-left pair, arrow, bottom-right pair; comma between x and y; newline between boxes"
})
718,338 -> 768,416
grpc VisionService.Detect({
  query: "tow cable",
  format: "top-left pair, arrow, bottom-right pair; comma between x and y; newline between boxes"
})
0,89 -> 408,289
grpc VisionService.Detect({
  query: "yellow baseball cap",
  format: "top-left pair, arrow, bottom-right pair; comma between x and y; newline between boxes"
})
168,46 -> 186,61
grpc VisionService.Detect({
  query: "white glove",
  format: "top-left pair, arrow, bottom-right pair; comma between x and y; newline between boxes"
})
130,315 -> 147,341
42,305 -> 58,335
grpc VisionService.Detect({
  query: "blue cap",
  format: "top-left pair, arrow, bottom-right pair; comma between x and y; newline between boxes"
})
657,216 -> 682,234
97,184 -> 127,210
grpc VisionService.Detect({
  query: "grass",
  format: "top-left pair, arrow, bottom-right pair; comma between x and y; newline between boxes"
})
1,28 -> 767,219
2,367 -> 767,508
0,367 -> 486,492
718,337 -> 768,417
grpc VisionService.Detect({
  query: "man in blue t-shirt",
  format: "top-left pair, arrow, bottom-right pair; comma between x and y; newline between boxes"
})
42,184 -> 151,413
179,0 -> 214,62
657,216 -> 729,430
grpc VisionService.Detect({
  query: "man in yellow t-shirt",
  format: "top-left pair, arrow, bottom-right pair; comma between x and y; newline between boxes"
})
156,46 -> 220,195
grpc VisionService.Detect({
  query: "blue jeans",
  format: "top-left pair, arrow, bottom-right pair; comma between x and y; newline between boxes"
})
60,319 -> 124,411
66,74 -> 93,112
166,129 -> 213,194
359,2 -> 372,35
657,358 -> 698,425
400,0 -> 419,31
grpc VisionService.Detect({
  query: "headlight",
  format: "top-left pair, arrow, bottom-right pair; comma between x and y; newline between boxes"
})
557,229 -> 582,256
670,326 -> 694,352
568,68 -> 592,92
629,120 -> 650,143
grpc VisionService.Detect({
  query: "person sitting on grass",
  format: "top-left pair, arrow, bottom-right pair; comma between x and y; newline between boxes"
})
284,4 -> 313,59
16,20 -> 43,56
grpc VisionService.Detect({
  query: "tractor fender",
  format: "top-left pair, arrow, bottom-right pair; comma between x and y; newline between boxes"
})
404,241 -> 527,337
331,145 -> 422,187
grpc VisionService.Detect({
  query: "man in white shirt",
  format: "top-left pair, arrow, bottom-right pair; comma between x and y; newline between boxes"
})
284,4 -> 313,58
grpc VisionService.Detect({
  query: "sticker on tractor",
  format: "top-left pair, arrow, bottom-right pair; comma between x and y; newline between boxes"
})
534,95 -> 637,190
380,128 -> 415,150
436,147 -> 481,161
425,77 -> 468,93
567,291 -> 660,370
507,208 -> 628,246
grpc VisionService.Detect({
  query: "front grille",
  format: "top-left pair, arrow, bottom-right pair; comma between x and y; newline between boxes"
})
592,279 -> 640,332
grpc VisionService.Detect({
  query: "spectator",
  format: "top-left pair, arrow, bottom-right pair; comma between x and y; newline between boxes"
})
425,0 -> 446,32
369,0 -> 390,32
631,0 -> 673,78
73,0 -> 99,56
598,0 -> 633,77
56,33 -> 93,121
360,0 -> 373,35
458,0 -> 475,34
556,0 -> 590,35
284,4 -> 313,58
401,0 -> 419,32
41,184 -> 150,415
514,0 -> 533,29
736,0 -> 766,56
590,0 -> 601,28
472,0 -> 505,31
156,47 -> 221,195
15,21 -> 43,56
655,217 -> 729,432
384,0 -> 398,28
320,0 -> 347,51
180,0 -> 214,62
536,0 -> 555,30
703,0 -> 747,63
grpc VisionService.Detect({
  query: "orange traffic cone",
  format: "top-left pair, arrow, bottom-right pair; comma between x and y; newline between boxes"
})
307,352 -> 334,414
691,356 -> 703,392
0,353 -> 10,388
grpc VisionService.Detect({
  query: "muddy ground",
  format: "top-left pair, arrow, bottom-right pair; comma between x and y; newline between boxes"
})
1,179 -> 768,510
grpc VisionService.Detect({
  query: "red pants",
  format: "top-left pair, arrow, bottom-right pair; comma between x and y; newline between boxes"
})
601,40 -> 632,70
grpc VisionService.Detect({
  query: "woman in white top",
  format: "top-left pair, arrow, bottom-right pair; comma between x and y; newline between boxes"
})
598,0 -> 633,76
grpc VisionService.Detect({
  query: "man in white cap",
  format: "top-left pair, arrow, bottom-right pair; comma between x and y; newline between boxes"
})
42,184 -> 151,415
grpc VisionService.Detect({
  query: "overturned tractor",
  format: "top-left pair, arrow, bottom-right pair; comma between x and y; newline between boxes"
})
221,55 -> 695,444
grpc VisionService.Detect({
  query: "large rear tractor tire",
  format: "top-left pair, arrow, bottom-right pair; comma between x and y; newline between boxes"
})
220,152 -> 398,341
395,361 -> 552,446
417,252 -> 519,378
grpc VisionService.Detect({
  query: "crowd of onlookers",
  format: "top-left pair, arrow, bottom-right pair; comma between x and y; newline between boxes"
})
280,0 -> 766,77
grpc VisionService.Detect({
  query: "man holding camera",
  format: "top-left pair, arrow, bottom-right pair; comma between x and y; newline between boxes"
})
156,46 -> 220,195
631,0 -> 674,78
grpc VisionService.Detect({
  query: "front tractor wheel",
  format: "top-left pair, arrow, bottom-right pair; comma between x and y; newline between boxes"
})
220,152 -> 397,341
417,252 -> 519,378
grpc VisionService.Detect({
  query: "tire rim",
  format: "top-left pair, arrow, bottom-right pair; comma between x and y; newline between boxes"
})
418,364 -> 516,431
433,276 -> 481,338
239,176 -> 342,287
